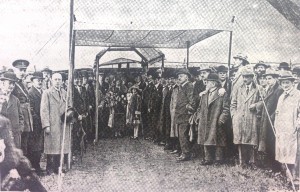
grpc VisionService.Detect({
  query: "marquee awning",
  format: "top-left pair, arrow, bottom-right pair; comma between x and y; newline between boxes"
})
75,29 -> 224,48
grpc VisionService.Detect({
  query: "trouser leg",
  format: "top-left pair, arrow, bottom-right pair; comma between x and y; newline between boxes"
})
204,146 -> 214,161
215,146 -> 224,161
178,123 -> 191,155
21,132 -> 30,156
134,124 -> 139,138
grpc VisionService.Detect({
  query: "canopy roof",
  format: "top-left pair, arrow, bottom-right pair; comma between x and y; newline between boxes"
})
101,58 -> 140,66
75,29 -> 224,49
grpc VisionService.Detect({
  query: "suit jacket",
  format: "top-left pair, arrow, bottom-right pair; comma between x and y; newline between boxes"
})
175,81 -> 196,124
28,86 -> 44,151
74,85 -> 87,115
1,94 -> 24,133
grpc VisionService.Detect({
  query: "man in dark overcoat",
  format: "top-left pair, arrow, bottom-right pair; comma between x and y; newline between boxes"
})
28,72 -> 45,174
196,73 -> 230,165
11,60 -> 33,156
175,68 -> 196,161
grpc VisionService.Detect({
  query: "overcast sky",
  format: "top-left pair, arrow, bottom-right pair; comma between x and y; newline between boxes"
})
0,0 -> 299,71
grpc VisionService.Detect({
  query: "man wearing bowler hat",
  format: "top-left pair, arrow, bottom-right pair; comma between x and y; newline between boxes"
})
11,60 -> 33,157
0,72 -> 24,148
278,62 -> 291,72
27,72 -> 45,175
174,68 -> 195,161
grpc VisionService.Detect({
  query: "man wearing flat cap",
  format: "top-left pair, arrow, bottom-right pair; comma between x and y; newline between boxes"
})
274,71 -> 300,182
230,67 -> 260,168
11,60 -> 33,157
174,68 -> 195,161
0,72 -> 24,148
27,72 -> 45,175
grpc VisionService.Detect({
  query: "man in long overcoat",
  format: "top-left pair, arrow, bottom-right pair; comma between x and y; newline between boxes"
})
11,60 -> 33,156
230,67 -> 260,167
41,73 -> 70,174
274,71 -> 300,181
169,79 -> 180,153
175,68 -> 196,161
28,72 -> 45,174
256,68 -> 283,170
0,72 -> 24,148
196,73 -> 230,165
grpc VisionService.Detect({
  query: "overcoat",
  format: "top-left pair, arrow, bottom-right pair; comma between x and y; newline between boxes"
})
174,82 -> 196,125
230,83 -> 260,145
170,85 -> 179,137
12,81 -> 33,132
28,86 -> 44,152
256,82 -> 283,153
0,94 -> 24,148
196,88 -> 230,146
40,87 -> 70,154
157,86 -> 171,138
274,88 -> 300,164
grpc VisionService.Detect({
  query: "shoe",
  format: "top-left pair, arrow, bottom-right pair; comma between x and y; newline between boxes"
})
170,150 -> 179,154
176,154 -> 191,162
200,160 -> 213,165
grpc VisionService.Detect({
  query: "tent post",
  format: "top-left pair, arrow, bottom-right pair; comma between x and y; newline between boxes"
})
162,55 -> 165,70
228,31 -> 233,72
186,41 -> 190,68
95,57 -> 100,142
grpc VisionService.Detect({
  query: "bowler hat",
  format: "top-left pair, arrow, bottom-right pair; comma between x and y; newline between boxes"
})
241,67 -> 254,76
216,65 -> 228,73
30,72 -> 44,81
207,73 -> 220,82
292,67 -> 300,75
0,72 -> 18,82
41,67 -> 52,73
278,62 -> 290,70
12,59 -> 29,69
254,61 -> 268,69
233,53 -> 249,64
176,68 -> 191,77
263,68 -> 279,78
278,71 -> 295,81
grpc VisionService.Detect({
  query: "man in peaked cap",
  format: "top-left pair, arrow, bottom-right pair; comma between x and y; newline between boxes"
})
174,68 -> 195,161
11,60 -> 33,157
41,66 -> 52,90
27,72 -> 45,175
230,67 -> 260,168
0,72 -> 24,149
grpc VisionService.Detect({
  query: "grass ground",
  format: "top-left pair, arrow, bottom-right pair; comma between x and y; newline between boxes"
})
40,138 -> 291,192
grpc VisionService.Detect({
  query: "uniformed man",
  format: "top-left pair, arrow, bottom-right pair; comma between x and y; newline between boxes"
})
11,60 -> 33,157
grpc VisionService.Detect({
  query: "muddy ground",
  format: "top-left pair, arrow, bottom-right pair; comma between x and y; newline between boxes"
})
40,138 -> 291,191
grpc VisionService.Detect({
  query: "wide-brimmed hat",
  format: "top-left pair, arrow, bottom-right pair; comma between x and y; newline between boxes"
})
41,66 -> 52,73
233,53 -> 249,64
12,59 -> 29,69
241,67 -> 254,77
0,72 -> 18,82
216,65 -> 228,73
278,62 -> 290,70
31,72 -> 44,81
263,68 -> 279,78
128,85 -> 141,93
176,68 -> 191,77
197,67 -> 212,72
207,73 -> 220,82
254,61 -> 268,69
278,71 -> 295,81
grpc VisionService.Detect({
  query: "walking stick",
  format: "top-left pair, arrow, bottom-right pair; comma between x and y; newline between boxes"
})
253,77 -> 296,191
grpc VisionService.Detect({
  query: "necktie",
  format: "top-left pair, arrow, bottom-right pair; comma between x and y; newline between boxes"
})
246,86 -> 249,95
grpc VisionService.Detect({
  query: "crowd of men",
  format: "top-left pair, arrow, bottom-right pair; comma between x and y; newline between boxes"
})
0,52 -> 300,188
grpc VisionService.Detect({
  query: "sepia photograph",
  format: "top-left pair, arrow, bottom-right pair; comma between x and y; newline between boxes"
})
0,0 -> 300,191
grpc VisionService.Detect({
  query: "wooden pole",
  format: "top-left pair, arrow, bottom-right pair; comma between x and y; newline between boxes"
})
227,30 -> 233,77
95,57 -> 99,142
186,41 -> 190,68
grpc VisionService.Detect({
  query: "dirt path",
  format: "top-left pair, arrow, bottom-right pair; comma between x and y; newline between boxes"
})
41,138 -> 290,192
